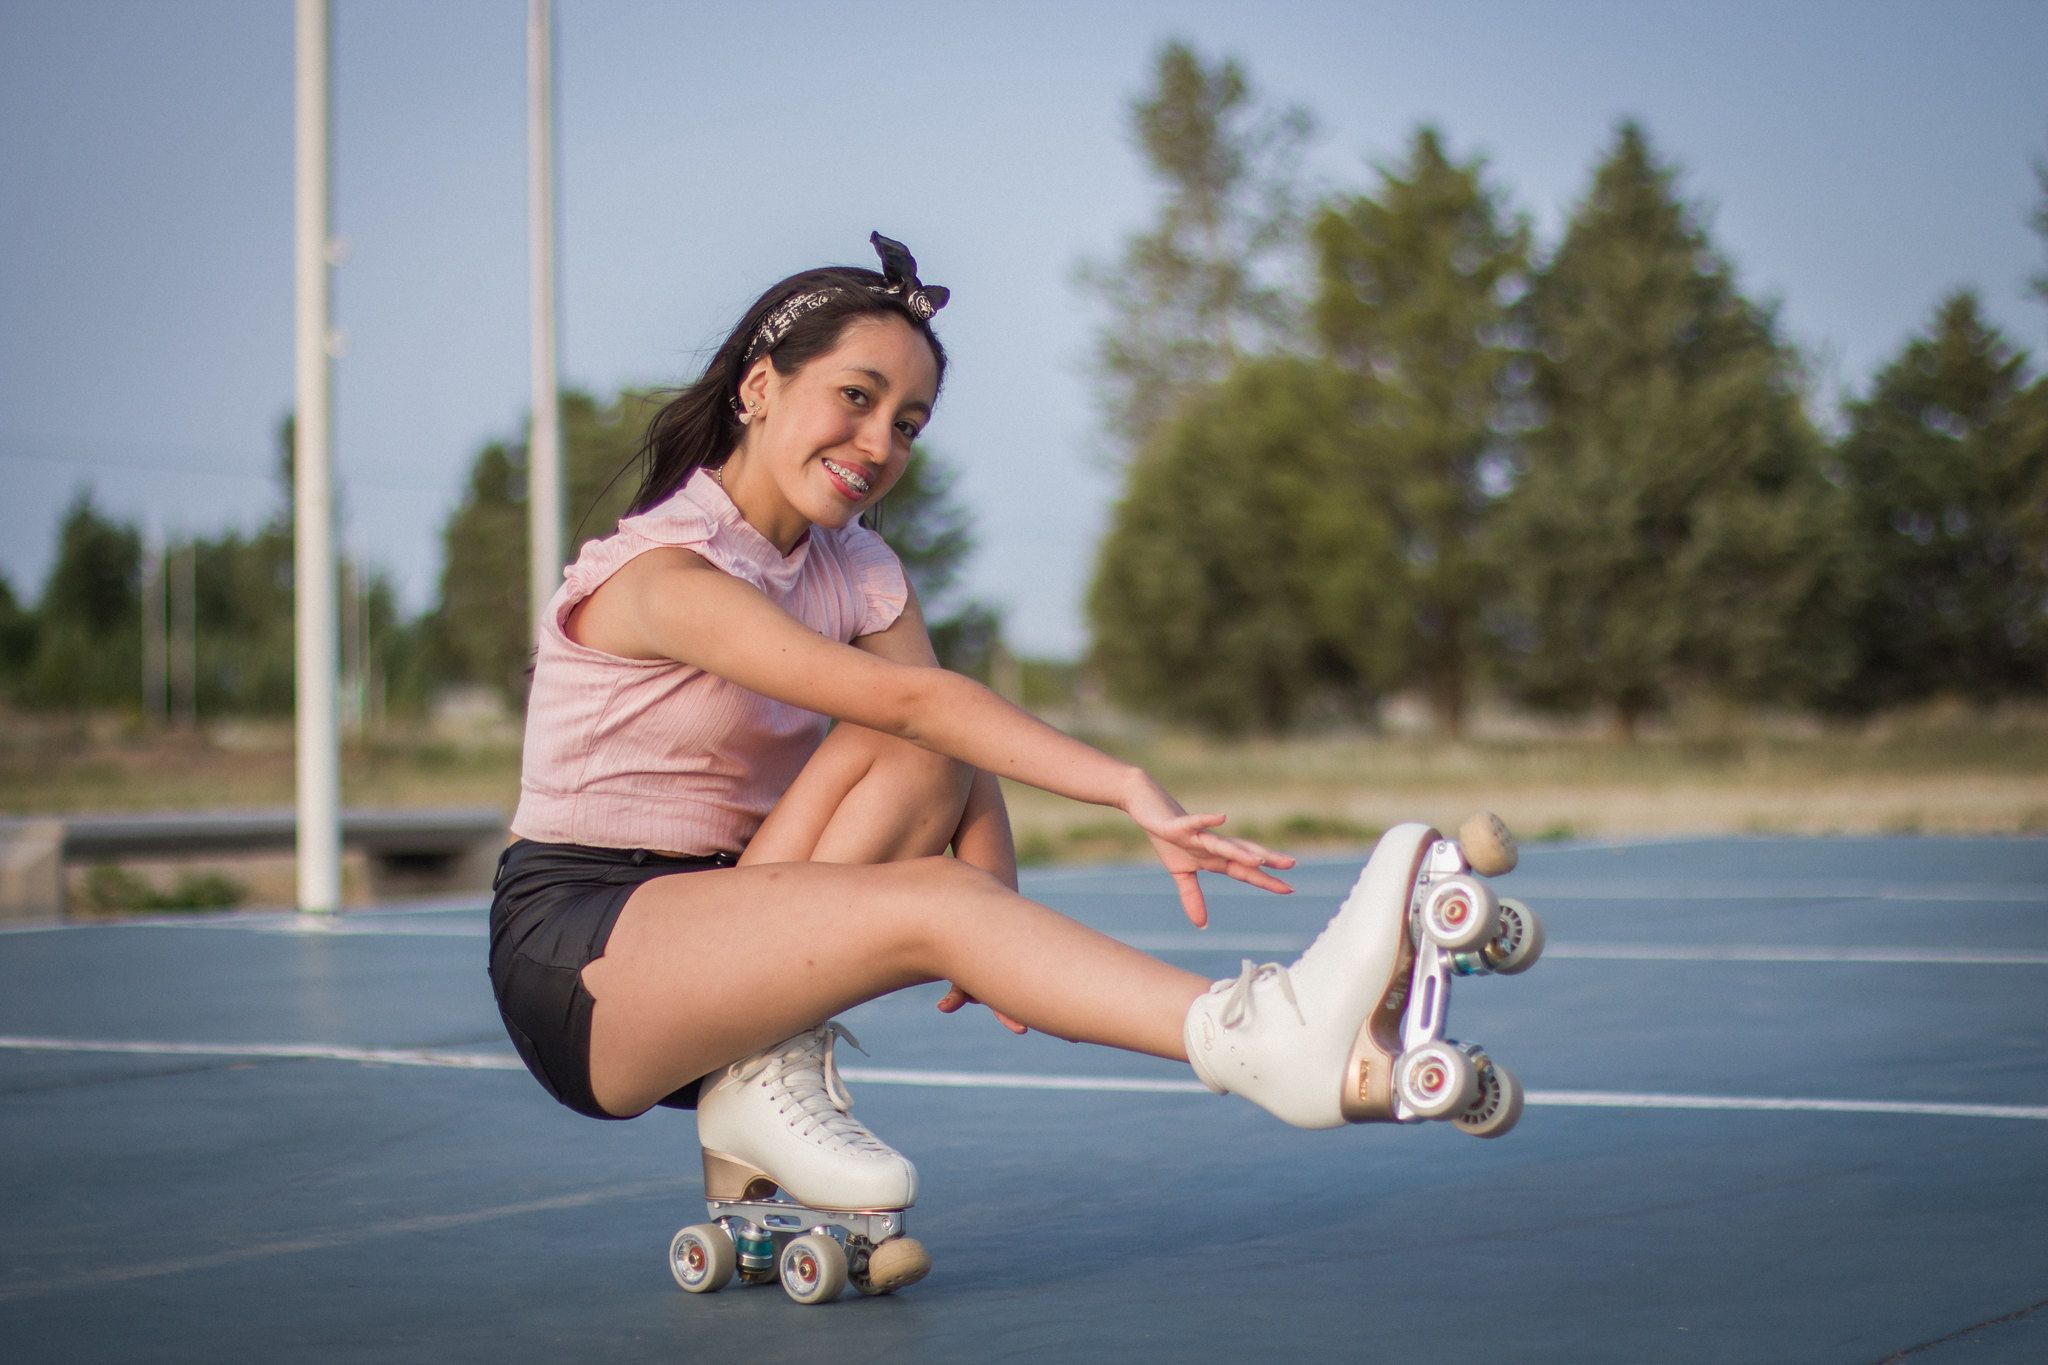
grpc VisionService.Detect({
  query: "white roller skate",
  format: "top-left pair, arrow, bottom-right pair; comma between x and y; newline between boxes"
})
669,1023 -> 930,1305
1183,812 -> 1543,1136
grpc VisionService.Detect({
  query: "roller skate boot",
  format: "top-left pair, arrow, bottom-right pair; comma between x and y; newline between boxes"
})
670,1023 -> 929,1305
1183,812 -> 1543,1136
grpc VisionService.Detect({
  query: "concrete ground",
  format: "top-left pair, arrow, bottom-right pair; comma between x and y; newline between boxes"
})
1,835 -> 2043,1363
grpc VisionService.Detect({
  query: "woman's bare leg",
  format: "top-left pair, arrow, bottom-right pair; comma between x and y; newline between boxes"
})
581,723 -> 1206,1116
581,857 -> 1207,1116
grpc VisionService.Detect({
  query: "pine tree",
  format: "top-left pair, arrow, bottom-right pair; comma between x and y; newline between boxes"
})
1081,41 -> 1310,453
1500,122 -> 1835,733
1833,292 -> 2048,707
1310,127 -> 1530,734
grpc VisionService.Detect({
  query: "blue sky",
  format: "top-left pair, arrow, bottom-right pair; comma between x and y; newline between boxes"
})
3,0 -> 2044,657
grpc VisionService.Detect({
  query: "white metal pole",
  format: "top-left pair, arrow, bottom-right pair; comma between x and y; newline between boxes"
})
141,534 -> 166,727
294,0 -> 341,912
527,0 -> 564,644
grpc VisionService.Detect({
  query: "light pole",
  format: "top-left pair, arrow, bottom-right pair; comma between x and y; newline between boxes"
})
294,0 -> 341,912
527,0 -> 564,644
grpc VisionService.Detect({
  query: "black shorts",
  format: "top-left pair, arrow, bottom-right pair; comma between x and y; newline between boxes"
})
488,838 -> 736,1120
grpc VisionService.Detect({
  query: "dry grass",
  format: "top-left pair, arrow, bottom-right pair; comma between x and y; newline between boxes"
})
0,712 -> 524,819
7,701 -> 2047,885
1001,700 -> 2048,861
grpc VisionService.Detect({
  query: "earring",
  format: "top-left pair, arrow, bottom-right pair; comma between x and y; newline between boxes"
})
738,402 -> 761,426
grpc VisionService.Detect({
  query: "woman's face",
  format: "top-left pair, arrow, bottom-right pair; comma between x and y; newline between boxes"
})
732,314 -> 939,545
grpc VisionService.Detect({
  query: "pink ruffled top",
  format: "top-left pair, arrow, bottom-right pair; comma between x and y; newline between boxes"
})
511,468 -> 909,855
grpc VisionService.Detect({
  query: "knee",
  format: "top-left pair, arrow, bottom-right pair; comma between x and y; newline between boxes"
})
846,726 -> 971,799
888,856 -> 1006,960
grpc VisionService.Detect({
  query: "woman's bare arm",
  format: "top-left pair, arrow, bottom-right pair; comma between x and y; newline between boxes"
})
569,547 -> 1292,923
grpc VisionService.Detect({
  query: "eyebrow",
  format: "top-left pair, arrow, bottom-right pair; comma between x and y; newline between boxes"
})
848,366 -> 932,416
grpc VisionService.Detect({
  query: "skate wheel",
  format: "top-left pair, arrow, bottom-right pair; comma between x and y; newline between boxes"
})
1483,899 -> 1545,975
1420,875 -> 1500,951
854,1236 -> 931,1296
779,1232 -> 847,1305
1455,1059 -> 1524,1138
1395,1040 -> 1479,1119
670,1223 -> 735,1293
1458,812 -> 1518,876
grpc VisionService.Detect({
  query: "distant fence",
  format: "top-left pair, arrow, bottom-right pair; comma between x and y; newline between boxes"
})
0,809 -> 506,922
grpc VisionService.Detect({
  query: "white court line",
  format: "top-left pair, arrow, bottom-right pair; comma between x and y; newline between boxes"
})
2,1036 -> 2042,1120
843,1065 -> 1211,1094
0,1035 -> 524,1070
0,909 -> 487,937
1188,881 -> 2048,903
1541,943 -> 2048,964
0,1177 -> 688,1305
1113,933 -> 2048,964
1523,1091 -> 2048,1120
836,1069 -> 2048,1119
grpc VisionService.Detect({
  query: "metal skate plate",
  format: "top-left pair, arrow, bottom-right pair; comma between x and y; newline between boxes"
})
703,1195 -> 904,1246
1392,837 -> 1470,1120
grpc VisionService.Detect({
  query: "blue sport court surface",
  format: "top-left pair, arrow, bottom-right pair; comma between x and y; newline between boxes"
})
2,835 -> 2044,1362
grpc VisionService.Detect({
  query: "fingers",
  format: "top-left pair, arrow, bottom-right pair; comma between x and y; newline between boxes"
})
937,983 -> 1030,1035
1231,864 -> 1295,895
1174,870 -> 1209,929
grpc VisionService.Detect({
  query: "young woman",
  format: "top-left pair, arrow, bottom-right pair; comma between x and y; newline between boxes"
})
489,236 -> 1496,1272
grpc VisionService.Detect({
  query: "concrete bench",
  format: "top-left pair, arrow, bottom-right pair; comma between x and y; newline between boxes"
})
0,809 -> 508,922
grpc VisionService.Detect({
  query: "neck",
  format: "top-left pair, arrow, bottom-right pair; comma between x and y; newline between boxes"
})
716,450 -> 809,555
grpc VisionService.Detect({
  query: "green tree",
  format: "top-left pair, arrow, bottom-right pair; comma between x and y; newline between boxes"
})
1310,127 -> 1531,734
1499,122 -> 1837,733
18,492 -> 143,708
431,440 -> 529,703
432,389 -> 674,705
1081,41 -> 1311,453
1090,355 -> 1403,732
0,573 -> 39,691
182,416 -> 423,720
1832,292 -> 2048,707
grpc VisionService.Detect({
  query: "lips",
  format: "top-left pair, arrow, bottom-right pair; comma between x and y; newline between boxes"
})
821,458 -> 872,499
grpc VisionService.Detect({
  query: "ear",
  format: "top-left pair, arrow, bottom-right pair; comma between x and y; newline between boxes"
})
736,357 -> 775,414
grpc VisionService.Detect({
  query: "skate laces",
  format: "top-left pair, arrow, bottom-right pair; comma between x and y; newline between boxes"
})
727,1023 -> 893,1154
1215,959 -> 1305,1029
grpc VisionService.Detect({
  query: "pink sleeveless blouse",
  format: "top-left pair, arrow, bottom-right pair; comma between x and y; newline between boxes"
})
510,468 -> 909,856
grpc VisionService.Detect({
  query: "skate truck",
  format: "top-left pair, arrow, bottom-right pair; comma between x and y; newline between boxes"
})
1348,812 -> 1544,1135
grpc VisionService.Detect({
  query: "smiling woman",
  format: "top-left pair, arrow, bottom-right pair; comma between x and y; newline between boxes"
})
484,231 -> 1505,1302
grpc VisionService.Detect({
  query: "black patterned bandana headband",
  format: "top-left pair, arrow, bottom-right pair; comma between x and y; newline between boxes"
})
737,232 -> 951,373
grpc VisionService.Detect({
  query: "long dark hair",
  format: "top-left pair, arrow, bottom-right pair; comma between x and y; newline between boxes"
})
628,266 -> 949,515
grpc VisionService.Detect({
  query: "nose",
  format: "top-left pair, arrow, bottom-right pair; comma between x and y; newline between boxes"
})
853,411 -> 893,462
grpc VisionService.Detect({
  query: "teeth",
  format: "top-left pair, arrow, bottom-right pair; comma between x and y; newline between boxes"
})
823,459 -> 871,495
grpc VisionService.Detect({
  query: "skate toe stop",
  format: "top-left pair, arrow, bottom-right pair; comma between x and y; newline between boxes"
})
862,1237 -> 931,1294
1458,811 -> 1518,876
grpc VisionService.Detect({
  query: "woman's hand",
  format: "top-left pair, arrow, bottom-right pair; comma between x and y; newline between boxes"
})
935,984 -> 1028,1034
1119,769 -> 1295,928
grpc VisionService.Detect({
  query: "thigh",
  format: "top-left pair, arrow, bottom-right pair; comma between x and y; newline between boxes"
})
580,855 -> 994,1117
741,721 -> 972,866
